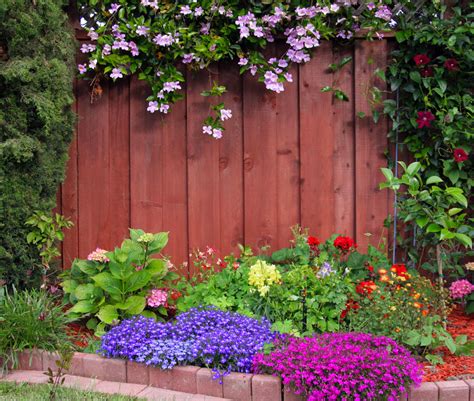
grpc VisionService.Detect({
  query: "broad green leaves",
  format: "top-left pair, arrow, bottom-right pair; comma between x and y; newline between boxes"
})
61,230 -> 172,335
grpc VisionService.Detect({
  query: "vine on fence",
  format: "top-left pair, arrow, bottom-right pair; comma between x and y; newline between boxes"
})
77,0 -> 432,138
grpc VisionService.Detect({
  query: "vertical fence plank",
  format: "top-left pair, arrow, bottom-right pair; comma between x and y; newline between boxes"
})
107,80 -> 131,246
217,63 -> 244,255
130,77 -> 188,269
61,78 -> 80,268
333,44 -> 356,238
77,79 -> 130,257
186,68 -> 221,272
243,44 -> 299,251
300,42 -> 335,239
354,40 -> 390,251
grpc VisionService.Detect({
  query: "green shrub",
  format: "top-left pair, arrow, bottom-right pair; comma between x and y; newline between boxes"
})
0,0 -> 75,288
0,288 -> 71,371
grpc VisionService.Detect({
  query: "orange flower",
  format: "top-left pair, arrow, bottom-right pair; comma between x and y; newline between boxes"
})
413,293 -> 421,300
378,269 -> 388,275
413,302 -> 422,309
379,275 -> 389,282
422,310 -> 429,316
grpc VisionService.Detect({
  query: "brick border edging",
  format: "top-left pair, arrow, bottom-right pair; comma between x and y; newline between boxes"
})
4,350 -> 473,401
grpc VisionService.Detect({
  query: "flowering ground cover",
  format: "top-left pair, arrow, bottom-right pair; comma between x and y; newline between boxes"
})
100,308 -> 277,379
253,333 -> 422,401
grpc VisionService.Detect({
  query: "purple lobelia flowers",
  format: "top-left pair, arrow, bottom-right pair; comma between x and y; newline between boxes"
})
253,332 -> 423,401
100,307 -> 278,379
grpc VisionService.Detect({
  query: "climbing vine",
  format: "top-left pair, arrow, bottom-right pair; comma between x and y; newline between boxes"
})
77,0 -> 425,138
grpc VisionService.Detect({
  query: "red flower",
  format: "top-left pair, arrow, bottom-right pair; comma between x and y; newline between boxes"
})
391,263 -> 409,280
367,265 -> 374,273
356,280 -> 377,295
413,54 -> 431,66
416,111 -> 435,128
453,148 -> 468,163
340,299 -> 359,320
307,236 -> 320,247
420,67 -> 434,77
444,58 -> 459,71
170,290 -> 182,301
334,236 -> 357,252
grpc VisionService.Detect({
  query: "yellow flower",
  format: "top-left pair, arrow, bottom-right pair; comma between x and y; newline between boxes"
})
248,260 -> 281,297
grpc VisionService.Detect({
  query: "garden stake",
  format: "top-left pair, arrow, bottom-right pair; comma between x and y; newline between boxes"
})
436,245 -> 448,330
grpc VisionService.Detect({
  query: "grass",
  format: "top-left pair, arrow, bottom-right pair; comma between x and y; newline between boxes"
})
0,382 -> 145,401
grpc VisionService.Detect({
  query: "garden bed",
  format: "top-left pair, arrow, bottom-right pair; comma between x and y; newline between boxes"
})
6,349 -> 474,401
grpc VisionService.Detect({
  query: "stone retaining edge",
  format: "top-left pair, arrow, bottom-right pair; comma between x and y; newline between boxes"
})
3,350 -> 473,401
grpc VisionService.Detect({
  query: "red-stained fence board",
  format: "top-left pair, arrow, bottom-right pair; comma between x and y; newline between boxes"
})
354,40 -> 390,251
129,77 -> 188,271
243,44 -> 300,251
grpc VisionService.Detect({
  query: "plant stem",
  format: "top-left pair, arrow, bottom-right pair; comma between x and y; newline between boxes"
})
436,244 -> 447,330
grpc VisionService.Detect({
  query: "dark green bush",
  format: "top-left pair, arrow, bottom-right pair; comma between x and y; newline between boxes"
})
0,0 -> 75,287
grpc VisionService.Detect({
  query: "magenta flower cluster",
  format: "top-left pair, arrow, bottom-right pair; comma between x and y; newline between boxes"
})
100,307 -> 277,379
253,332 -> 422,401
449,279 -> 474,300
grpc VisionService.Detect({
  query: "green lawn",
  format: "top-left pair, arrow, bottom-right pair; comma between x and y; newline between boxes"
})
0,382 -> 144,401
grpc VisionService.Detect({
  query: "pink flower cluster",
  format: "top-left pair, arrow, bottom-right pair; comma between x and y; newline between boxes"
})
449,279 -> 474,300
87,248 -> 110,263
253,333 -> 422,401
146,288 -> 168,308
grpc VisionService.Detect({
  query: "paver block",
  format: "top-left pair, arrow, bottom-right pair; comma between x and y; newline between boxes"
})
94,380 -> 147,396
409,382 -> 439,401
62,374 -> 101,391
18,350 -> 43,371
252,374 -> 282,401
196,368 -> 224,397
437,380 -> 469,401
69,352 -> 86,377
127,361 -> 149,385
42,351 -> 60,372
171,366 -> 200,393
3,370 -> 49,384
223,372 -> 252,401
99,357 -> 127,382
138,386 -> 208,401
465,380 -> 474,401
149,366 -> 173,389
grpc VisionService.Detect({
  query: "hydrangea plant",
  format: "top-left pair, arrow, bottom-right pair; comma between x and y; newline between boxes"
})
61,229 -> 179,335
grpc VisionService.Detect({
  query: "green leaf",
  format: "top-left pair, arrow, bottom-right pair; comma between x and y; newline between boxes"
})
75,260 -> 98,276
426,224 -> 441,233
117,295 -> 146,315
448,208 -> 462,216
141,310 -> 157,319
148,232 -> 169,254
444,336 -> 457,354
454,233 -> 472,248
406,162 -> 421,176
146,259 -> 166,276
92,272 -> 122,296
426,176 -> 443,185
68,300 -> 96,314
124,270 -> 151,293
74,284 -> 96,300
61,279 -> 77,294
438,80 -> 447,94
416,216 -> 429,228
97,305 -> 118,324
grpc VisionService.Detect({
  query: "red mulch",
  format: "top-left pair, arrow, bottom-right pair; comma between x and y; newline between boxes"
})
423,307 -> 474,381
66,322 -> 96,349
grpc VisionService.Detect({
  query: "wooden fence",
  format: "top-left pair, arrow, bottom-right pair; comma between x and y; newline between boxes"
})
58,37 -> 392,275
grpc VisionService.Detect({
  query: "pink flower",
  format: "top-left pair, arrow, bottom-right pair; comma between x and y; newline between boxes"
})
110,68 -> 123,80
147,101 -> 158,113
147,289 -> 168,308
453,148 -> 468,163
449,280 -> 474,299
416,111 -> 435,128
87,248 -> 110,263
220,109 -> 232,121
77,64 -> 87,74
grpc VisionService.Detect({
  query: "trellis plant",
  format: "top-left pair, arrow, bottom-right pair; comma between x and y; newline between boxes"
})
381,161 -> 473,325
76,0 -> 426,138
61,229 -> 178,335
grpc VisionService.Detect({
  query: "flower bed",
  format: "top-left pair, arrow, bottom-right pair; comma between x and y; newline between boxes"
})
8,350 -> 474,401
